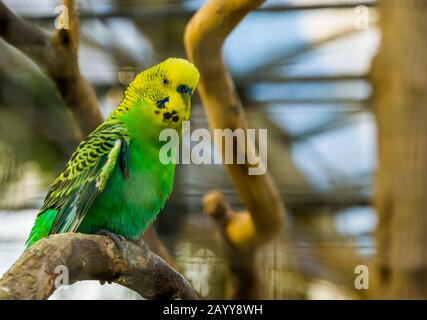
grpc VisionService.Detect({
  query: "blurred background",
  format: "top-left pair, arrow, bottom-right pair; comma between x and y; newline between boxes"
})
0,0 -> 380,299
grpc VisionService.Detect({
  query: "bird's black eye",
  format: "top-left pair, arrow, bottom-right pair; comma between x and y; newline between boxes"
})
161,79 -> 169,85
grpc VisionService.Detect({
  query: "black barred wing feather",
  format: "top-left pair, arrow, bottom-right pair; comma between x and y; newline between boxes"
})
39,120 -> 130,234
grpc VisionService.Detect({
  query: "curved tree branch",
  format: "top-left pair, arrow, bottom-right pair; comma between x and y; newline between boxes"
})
185,0 -> 285,299
185,0 -> 285,249
0,233 -> 198,300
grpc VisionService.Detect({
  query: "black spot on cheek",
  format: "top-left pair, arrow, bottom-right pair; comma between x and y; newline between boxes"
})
172,115 -> 179,122
154,110 -> 160,114
163,112 -> 172,120
171,110 -> 178,115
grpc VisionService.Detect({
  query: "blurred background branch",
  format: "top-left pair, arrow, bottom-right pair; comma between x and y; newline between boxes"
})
372,0 -> 427,299
0,0 -> 102,138
185,0 -> 285,299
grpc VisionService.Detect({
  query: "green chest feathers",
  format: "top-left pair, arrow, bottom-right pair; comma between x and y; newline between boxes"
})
77,138 -> 175,239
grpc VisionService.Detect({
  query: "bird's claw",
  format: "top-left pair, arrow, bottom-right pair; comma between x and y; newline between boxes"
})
97,229 -> 127,254
97,230 -> 127,286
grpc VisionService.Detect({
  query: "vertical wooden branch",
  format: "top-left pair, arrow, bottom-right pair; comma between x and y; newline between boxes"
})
372,0 -> 427,299
185,0 -> 285,299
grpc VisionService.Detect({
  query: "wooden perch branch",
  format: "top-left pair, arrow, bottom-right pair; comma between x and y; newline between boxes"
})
0,234 -> 198,300
185,0 -> 285,298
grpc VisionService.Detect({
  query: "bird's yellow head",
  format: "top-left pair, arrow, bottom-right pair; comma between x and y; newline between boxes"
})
114,58 -> 199,130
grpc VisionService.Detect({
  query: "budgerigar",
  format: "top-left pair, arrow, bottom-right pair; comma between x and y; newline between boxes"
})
26,58 -> 199,247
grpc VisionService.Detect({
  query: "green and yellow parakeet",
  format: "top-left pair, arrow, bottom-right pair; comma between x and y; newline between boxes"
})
26,58 -> 199,247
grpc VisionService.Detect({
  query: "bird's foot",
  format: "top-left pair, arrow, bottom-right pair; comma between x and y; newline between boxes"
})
97,229 -> 127,254
96,229 -> 127,286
